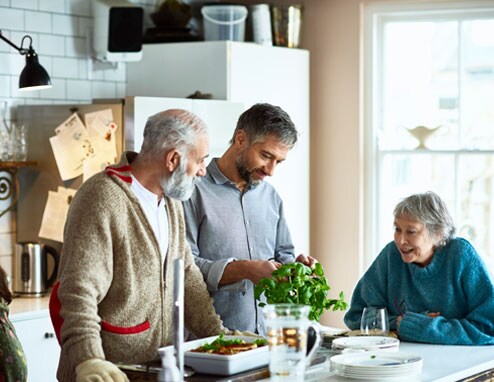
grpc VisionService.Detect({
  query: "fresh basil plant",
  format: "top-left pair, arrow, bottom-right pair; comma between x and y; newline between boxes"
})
254,262 -> 347,322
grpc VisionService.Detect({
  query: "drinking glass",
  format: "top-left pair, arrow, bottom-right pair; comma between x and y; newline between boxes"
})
360,307 -> 389,336
12,123 -> 27,161
263,304 -> 321,381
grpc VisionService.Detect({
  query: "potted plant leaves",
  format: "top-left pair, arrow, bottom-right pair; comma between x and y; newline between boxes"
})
254,262 -> 347,322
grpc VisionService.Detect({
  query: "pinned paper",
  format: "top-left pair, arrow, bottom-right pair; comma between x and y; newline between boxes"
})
85,109 -> 118,141
50,113 -> 95,181
85,109 -> 118,164
38,187 -> 77,243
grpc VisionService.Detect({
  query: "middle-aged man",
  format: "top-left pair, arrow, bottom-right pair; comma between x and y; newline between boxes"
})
50,109 -> 229,382
183,103 -> 315,335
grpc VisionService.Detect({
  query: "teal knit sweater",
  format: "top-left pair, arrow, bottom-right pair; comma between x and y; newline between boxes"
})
344,238 -> 494,345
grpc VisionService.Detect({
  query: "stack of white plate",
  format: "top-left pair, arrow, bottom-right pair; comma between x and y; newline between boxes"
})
331,336 -> 400,353
330,351 -> 423,380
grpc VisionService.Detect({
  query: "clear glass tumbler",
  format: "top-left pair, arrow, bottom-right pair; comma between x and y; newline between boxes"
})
360,307 -> 389,336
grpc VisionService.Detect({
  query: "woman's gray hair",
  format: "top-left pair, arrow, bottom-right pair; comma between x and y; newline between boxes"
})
139,109 -> 208,160
229,103 -> 298,147
393,191 -> 456,247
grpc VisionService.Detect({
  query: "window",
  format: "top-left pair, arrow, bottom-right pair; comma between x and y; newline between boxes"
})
364,1 -> 494,273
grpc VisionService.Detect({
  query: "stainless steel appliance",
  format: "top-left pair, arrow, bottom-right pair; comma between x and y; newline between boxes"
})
13,242 -> 59,297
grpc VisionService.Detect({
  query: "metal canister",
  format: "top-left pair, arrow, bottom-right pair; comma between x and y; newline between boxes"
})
271,4 -> 303,48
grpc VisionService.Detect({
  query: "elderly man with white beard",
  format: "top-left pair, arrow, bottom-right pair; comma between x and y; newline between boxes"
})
50,109 -> 230,382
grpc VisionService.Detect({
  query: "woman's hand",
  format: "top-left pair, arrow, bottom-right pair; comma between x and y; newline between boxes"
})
427,312 -> 441,318
396,315 -> 403,329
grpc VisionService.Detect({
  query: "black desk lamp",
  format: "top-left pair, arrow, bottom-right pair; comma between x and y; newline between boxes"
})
0,30 -> 52,91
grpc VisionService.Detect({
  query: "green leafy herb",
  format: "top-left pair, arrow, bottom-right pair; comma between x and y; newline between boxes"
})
200,333 -> 243,351
254,262 -> 347,322
253,338 -> 267,346
191,333 -> 266,354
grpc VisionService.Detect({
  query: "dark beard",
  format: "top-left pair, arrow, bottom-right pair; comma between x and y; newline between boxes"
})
236,159 -> 262,187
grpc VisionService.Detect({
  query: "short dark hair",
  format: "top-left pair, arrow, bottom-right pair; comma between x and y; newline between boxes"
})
394,191 -> 456,247
230,103 -> 298,148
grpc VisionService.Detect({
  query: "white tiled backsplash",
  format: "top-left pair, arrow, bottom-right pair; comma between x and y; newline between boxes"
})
0,0 -> 158,277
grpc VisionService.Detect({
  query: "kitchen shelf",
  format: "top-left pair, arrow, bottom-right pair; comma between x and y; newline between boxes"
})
0,160 -> 38,219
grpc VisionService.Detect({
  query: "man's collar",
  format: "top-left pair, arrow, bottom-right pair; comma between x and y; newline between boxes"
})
208,159 -> 257,191
208,158 -> 231,185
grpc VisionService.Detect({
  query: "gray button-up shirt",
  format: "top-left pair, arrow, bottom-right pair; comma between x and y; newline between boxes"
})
183,159 -> 295,334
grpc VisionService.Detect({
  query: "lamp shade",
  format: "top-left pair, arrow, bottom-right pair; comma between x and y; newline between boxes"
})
19,48 -> 52,91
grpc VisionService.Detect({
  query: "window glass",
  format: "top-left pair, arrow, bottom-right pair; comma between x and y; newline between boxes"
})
372,7 -> 494,273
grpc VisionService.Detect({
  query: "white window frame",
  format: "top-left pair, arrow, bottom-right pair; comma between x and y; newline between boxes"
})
363,0 -> 494,269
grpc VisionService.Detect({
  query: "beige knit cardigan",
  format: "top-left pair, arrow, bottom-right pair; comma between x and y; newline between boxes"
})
55,152 -> 225,381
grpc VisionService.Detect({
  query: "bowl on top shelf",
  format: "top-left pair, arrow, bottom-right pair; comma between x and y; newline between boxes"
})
151,0 -> 191,28
145,0 -> 199,43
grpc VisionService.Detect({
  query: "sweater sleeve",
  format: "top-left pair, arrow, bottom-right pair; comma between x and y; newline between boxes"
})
183,242 -> 229,337
344,245 -> 396,330
398,242 -> 494,345
175,197 -> 227,337
57,178 -> 114,367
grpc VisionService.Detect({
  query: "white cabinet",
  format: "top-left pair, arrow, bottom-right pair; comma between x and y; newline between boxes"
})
127,42 -> 310,255
11,309 -> 59,382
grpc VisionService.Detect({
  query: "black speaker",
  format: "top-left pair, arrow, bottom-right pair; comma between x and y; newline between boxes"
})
92,0 -> 143,62
108,7 -> 143,53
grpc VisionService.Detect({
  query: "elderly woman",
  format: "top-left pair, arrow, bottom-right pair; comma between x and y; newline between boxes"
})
344,191 -> 494,345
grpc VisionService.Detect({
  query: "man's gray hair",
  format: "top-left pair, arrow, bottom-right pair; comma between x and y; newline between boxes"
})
140,109 -> 207,159
393,191 -> 456,247
230,103 -> 298,147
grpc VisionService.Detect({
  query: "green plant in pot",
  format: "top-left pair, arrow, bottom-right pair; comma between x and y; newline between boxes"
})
254,262 -> 347,322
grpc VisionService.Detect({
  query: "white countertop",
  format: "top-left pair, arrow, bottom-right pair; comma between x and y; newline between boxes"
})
297,341 -> 494,382
9,296 -> 50,321
400,342 -> 494,382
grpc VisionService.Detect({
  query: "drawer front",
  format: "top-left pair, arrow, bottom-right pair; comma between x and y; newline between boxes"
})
13,314 -> 59,382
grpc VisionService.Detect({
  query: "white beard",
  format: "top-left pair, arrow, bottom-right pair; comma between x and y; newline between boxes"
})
161,158 -> 197,201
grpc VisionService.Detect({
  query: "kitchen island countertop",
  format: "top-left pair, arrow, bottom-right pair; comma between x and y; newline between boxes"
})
9,295 -> 50,319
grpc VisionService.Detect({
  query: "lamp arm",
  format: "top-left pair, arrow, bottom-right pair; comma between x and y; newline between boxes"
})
0,30 -> 31,55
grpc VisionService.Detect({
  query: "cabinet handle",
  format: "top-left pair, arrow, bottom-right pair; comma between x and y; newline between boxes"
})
44,332 -> 55,339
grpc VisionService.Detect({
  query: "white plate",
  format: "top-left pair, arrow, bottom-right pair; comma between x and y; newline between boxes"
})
331,351 -> 422,367
159,335 -> 268,376
330,351 -> 422,380
332,336 -> 400,352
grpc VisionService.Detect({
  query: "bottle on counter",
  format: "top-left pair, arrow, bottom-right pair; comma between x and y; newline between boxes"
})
157,347 -> 180,382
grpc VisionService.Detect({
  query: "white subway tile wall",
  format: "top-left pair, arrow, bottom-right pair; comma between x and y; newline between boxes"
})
0,0 -> 155,277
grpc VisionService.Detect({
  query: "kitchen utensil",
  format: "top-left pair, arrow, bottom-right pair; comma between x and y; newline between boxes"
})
13,241 -> 59,297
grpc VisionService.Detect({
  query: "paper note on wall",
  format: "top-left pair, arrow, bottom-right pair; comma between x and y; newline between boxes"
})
84,109 -> 118,163
50,113 -> 95,181
38,187 -> 77,243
